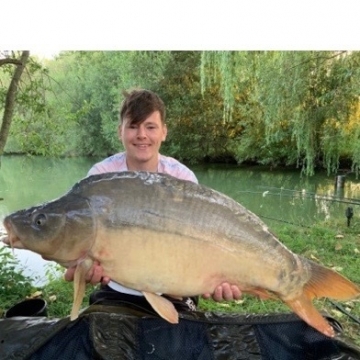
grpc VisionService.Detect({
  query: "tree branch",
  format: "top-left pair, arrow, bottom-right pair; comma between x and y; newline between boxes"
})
288,51 -> 348,71
0,58 -> 22,67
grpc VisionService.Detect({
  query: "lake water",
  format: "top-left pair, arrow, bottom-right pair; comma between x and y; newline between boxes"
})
1,155 -> 360,285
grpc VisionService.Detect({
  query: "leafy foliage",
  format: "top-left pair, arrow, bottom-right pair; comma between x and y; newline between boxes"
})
40,51 -> 172,156
0,246 -> 36,315
41,264 -> 95,317
0,249 -> 94,318
4,50 -> 360,175
1,52 -> 54,155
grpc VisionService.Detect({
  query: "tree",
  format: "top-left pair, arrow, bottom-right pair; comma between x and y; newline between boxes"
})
159,51 -> 230,163
0,51 -> 30,156
201,51 -> 360,175
44,51 -> 172,156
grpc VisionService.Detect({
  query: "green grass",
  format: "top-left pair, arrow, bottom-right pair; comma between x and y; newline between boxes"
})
0,246 -> 36,315
0,259 -> 95,318
40,268 -> 96,317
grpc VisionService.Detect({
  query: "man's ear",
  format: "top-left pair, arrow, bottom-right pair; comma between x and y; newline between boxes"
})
162,124 -> 168,141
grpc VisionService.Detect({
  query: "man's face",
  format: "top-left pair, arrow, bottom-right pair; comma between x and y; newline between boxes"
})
119,111 -> 167,168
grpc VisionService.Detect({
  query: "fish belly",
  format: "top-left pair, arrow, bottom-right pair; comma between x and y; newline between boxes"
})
90,226 -> 287,297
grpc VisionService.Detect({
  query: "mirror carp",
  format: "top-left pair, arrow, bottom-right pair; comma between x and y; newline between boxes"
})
3,171 -> 360,337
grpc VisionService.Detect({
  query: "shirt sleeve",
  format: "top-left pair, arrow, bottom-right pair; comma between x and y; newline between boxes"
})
87,164 -> 105,176
177,169 -> 198,184
87,154 -> 126,176
158,155 -> 198,184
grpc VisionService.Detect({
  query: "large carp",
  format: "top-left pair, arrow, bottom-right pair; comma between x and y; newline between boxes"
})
3,171 -> 359,337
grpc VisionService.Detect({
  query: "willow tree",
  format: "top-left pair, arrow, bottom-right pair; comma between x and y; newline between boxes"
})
201,51 -> 360,176
158,51 -> 229,163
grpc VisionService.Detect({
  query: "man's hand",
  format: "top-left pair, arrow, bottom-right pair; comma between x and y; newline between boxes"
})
202,282 -> 242,302
64,261 -> 110,286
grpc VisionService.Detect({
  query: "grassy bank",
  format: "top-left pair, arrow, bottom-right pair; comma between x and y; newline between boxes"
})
1,219 -> 359,345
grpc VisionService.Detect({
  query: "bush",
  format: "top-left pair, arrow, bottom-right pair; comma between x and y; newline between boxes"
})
0,246 -> 36,315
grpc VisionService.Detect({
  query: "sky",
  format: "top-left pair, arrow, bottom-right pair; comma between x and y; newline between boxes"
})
3,0 -> 360,52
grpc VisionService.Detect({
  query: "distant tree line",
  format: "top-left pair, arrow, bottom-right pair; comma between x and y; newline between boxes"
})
1,50 -> 360,176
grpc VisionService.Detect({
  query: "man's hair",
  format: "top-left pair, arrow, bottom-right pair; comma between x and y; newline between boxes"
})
119,89 -> 166,125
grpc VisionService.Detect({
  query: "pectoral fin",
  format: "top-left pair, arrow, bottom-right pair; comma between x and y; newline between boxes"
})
142,291 -> 179,324
70,258 -> 93,321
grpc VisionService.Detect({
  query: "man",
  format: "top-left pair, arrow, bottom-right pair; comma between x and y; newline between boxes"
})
65,89 -> 242,311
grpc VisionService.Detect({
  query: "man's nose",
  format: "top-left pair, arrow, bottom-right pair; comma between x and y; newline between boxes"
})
137,126 -> 146,138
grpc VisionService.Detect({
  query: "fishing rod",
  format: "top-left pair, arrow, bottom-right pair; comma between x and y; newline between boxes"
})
327,300 -> 360,327
234,191 -> 358,228
259,186 -> 360,205
237,189 -> 360,206
257,214 -> 312,228
262,185 -> 360,202
237,190 -> 297,198
258,186 -> 360,205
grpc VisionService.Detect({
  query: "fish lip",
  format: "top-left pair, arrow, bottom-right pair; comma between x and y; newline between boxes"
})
2,218 -> 27,250
1,235 -> 10,246
3,236 -> 27,250
2,233 -> 22,249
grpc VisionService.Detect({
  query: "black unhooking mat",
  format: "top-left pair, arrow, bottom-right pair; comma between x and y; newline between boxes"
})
1,305 -> 360,360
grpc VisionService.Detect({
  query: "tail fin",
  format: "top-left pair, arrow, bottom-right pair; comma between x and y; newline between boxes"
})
301,257 -> 360,300
284,257 -> 359,337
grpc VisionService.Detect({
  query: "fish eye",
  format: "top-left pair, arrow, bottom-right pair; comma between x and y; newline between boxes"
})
33,213 -> 47,226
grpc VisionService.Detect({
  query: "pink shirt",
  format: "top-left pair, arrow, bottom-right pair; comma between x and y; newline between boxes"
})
88,152 -> 198,183
87,151 -> 198,295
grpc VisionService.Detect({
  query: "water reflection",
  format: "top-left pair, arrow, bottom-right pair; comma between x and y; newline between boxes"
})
0,155 -> 97,214
193,164 -> 360,229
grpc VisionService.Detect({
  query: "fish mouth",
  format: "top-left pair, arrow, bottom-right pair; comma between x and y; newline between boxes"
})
2,220 -> 80,267
2,218 -> 27,250
2,236 -> 27,250
2,215 -> 91,270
